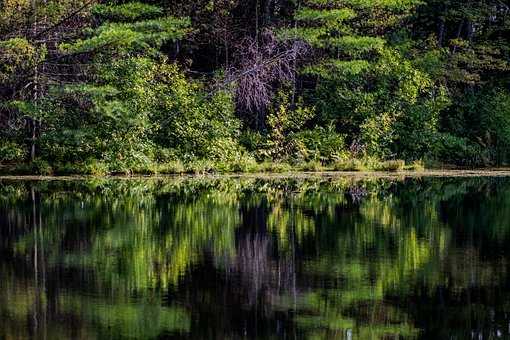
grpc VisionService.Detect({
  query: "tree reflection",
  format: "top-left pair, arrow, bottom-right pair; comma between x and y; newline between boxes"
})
1,176 -> 510,339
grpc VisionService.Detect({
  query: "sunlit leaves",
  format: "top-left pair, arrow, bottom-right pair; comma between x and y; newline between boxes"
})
0,38 -> 46,85
60,17 -> 191,55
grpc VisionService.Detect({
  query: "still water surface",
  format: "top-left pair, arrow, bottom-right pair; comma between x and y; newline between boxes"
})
1,175 -> 510,339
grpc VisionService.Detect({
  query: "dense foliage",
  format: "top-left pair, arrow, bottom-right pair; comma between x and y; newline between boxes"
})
1,0 -> 509,173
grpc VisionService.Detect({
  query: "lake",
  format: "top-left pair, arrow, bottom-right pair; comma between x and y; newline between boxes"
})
1,174 -> 510,339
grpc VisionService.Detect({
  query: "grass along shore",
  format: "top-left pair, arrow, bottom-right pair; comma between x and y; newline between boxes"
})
0,158 -> 432,176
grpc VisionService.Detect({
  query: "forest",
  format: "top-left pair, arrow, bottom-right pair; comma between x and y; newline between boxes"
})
0,0 -> 509,175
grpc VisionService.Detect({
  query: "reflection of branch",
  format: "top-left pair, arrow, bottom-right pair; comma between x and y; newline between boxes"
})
347,186 -> 368,204
235,234 -> 270,300
229,232 -> 297,308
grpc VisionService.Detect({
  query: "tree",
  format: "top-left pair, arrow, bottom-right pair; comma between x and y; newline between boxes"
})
0,0 -> 94,161
281,0 -> 448,159
33,2 -> 191,170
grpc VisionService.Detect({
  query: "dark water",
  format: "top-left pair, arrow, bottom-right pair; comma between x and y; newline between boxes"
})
1,176 -> 510,339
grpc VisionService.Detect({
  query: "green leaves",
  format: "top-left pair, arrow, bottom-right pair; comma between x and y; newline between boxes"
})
60,2 -> 190,56
303,59 -> 371,78
295,8 -> 356,26
60,17 -> 191,55
328,36 -> 385,55
40,2 -> 196,169
2,0 -> 510,168
284,0 -> 443,160
0,141 -> 26,163
151,63 -> 241,161
0,38 -> 46,85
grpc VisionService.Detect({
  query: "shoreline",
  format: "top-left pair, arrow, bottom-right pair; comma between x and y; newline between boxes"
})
2,169 -> 510,181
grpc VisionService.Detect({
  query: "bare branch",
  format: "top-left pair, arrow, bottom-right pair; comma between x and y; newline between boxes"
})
216,29 -> 308,115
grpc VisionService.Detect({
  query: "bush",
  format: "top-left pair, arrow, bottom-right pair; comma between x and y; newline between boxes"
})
13,159 -> 53,176
152,64 -> 242,161
55,160 -> 109,176
185,159 -> 215,174
298,160 -> 324,172
232,161 -> 259,173
376,160 -> 405,171
269,162 -> 293,173
265,91 -> 315,161
446,88 -> 510,165
9,163 -> 32,175
54,163 -> 83,175
437,134 -> 487,166
332,159 -> 366,171
133,163 -> 158,175
406,160 -> 425,171
84,160 -> 109,176
154,148 -> 179,163
157,160 -> 185,174
0,141 -> 26,163
224,154 -> 259,173
257,162 -> 292,173
239,131 -> 266,154
32,159 -> 53,175
292,126 -> 347,163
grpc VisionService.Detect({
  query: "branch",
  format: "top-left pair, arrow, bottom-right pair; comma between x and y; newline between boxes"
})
32,0 -> 96,40
209,49 -> 296,96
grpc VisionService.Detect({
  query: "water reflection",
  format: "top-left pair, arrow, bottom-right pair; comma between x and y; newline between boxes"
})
1,176 -> 510,339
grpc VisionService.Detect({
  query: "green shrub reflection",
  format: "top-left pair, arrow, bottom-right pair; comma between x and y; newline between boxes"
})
1,176 -> 510,339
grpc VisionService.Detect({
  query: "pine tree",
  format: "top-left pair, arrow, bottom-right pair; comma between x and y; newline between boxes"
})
281,0 -> 448,159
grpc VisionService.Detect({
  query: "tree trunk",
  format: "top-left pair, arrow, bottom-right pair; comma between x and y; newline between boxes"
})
438,18 -> 445,47
30,0 -> 39,162
31,120 -> 37,161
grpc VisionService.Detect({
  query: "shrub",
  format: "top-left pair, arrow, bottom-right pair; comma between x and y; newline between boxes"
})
152,64 -> 242,161
257,162 -> 292,173
406,160 -> 425,171
154,148 -> 179,163
9,163 -> 32,175
332,159 -> 366,171
239,131 -> 266,154
15,159 -> 54,176
376,160 -> 405,171
133,163 -> 158,175
185,159 -> 215,174
0,141 -> 26,163
265,91 -> 315,161
436,133 -> 487,166
157,160 -> 185,174
269,162 -> 293,173
33,159 -> 53,175
292,126 -> 347,163
55,160 -> 109,176
298,160 -> 324,172
54,163 -> 82,175
85,160 -> 110,176
228,154 -> 259,173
